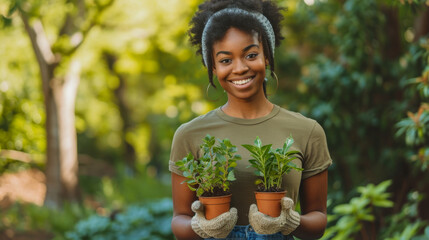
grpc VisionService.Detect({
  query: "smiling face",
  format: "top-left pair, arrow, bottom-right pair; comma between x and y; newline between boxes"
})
212,27 -> 267,102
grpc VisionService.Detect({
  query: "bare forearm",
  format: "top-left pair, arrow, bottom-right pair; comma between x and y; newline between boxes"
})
171,215 -> 202,240
292,211 -> 327,239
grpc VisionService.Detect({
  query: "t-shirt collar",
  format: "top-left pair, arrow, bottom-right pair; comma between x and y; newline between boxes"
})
215,104 -> 280,125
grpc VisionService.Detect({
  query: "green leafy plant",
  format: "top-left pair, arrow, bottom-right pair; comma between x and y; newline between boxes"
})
66,198 -> 173,240
381,191 -> 428,240
242,136 -> 302,192
322,180 -> 394,240
175,134 -> 241,197
395,106 -> 429,147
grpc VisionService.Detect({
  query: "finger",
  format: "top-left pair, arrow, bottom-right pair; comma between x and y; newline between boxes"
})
249,204 -> 258,215
191,200 -> 204,213
229,207 -> 237,215
281,197 -> 294,210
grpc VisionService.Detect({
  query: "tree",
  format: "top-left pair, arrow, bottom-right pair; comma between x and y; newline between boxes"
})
6,0 -> 115,208
104,52 -> 137,173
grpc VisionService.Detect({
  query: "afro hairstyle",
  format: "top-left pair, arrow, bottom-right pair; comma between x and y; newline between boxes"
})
188,0 -> 284,91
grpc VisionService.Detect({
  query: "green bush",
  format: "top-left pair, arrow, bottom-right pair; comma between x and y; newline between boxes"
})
65,198 -> 173,240
0,202 -> 93,240
382,191 -> 429,240
322,180 -> 394,240
93,169 -> 172,209
0,167 -> 172,239
322,181 -> 428,240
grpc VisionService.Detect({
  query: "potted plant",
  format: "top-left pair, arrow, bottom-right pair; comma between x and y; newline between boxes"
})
242,136 -> 302,217
176,134 -> 241,219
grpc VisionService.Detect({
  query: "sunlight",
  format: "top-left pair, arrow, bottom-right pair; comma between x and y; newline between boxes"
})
0,81 -> 8,92
304,0 -> 315,6
166,105 -> 178,118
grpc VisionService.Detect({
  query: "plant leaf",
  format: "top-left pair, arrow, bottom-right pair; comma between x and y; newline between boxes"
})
227,171 -> 236,181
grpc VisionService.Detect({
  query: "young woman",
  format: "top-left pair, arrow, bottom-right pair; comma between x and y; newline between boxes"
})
169,0 -> 332,239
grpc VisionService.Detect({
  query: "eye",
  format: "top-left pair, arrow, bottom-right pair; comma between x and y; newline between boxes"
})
246,53 -> 258,59
219,58 -> 232,64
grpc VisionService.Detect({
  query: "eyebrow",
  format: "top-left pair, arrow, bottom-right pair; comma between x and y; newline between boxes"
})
215,44 -> 260,57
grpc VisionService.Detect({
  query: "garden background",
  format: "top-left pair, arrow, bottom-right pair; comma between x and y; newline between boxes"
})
0,0 -> 428,239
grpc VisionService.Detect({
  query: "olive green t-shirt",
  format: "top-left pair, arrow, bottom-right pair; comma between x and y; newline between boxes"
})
169,104 -> 332,225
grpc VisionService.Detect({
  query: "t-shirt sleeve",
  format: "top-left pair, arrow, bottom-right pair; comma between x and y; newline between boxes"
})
302,121 -> 332,179
168,124 -> 194,176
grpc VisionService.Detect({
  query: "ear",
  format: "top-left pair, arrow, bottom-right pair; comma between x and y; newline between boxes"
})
212,66 -> 217,76
265,57 -> 269,67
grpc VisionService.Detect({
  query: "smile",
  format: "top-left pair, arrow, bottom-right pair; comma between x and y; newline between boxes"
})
231,77 -> 253,85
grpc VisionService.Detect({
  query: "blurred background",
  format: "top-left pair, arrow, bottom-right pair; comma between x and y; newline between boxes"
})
0,0 -> 428,239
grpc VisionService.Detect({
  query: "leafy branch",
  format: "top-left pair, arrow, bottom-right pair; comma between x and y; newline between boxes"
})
175,135 -> 241,197
243,135 -> 302,192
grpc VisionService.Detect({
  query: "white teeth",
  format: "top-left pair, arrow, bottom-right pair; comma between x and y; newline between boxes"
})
232,77 -> 252,85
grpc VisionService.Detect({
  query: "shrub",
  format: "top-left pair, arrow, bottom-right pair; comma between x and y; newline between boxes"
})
66,198 -> 173,240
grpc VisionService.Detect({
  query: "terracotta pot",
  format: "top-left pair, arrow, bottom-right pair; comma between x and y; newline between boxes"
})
199,194 -> 232,220
254,191 -> 286,217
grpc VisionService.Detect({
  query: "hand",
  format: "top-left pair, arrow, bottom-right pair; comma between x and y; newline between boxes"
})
249,197 -> 300,235
190,200 -> 238,238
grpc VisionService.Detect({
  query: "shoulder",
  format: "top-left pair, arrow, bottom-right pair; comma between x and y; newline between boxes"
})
276,106 -> 317,127
275,106 -> 327,142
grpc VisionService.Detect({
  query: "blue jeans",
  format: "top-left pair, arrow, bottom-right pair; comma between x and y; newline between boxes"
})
205,225 -> 294,240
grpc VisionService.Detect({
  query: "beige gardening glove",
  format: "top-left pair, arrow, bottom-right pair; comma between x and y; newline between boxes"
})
249,197 -> 300,235
190,200 -> 238,238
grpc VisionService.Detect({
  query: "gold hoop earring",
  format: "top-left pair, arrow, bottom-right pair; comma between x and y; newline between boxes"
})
206,83 -> 221,102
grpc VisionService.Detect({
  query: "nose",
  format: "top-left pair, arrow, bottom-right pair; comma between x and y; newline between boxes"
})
232,59 -> 249,74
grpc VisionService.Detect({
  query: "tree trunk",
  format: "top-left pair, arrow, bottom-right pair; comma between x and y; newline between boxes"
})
413,6 -> 429,41
42,60 -> 81,209
44,77 -> 62,208
21,13 -> 80,208
381,6 -> 402,60
53,59 -> 81,203
104,53 -> 137,173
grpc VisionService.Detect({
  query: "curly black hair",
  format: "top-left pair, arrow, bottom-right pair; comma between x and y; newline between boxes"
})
188,0 -> 284,93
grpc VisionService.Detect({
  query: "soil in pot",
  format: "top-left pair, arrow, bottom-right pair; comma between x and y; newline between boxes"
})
254,191 -> 286,218
199,194 -> 232,220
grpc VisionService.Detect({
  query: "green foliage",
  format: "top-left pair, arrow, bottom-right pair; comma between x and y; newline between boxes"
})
176,134 -> 241,197
322,180 -> 394,240
0,169 -> 172,239
395,38 -> 429,170
243,136 -> 302,192
386,224 -> 425,240
291,4 -> 429,223
65,198 -> 173,240
0,158 -> 30,174
242,136 -> 272,191
357,180 -> 394,208
0,202 -> 93,240
396,109 -> 429,146
69,0 -> 208,170
298,0 -> 403,192
271,136 -> 303,189
382,192 -> 428,240
85,165 -> 172,209
0,21 -> 45,155
0,0 -> 206,172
